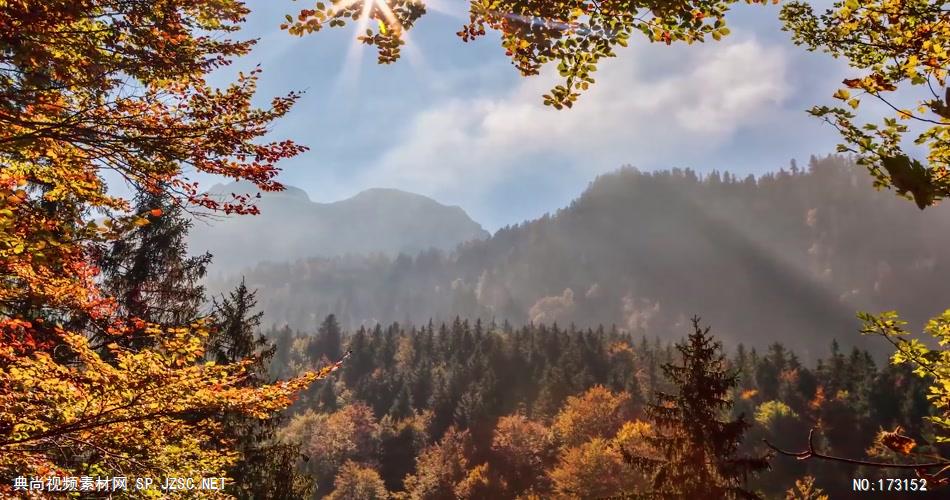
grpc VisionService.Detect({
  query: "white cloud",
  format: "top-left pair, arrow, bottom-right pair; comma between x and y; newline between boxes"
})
359,37 -> 791,198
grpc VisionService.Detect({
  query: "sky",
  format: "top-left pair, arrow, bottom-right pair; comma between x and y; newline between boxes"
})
211,1 -> 860,231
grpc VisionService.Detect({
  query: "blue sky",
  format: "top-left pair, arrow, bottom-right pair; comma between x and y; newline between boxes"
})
215,1 -> 859,231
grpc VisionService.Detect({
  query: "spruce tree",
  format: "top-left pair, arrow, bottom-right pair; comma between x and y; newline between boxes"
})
209,280 -> 313,499
390,382 -> 414,419
270,325 -> 294,380
312,313 -> 343,362
628,317 -> 769,499
208,278 -> 271,377
96,194 -> 313,498
315,378 -> 340,412
95,192 -> 210,349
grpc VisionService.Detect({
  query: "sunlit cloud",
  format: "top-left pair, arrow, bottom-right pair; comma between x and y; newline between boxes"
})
359,38 -> 792,199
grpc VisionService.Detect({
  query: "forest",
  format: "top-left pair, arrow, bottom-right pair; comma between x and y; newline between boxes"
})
268,314 -> 943,498
4,0 -> 950,499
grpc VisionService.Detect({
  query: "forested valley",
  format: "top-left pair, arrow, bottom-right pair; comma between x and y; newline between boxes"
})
76,181 -> 946,498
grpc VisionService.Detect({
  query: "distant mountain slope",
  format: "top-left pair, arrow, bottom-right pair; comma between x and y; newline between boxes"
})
189,182 -> 489,272
210,156 -> 950,356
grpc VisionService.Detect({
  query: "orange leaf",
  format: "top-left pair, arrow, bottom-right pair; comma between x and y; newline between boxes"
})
880,427 -> 917,455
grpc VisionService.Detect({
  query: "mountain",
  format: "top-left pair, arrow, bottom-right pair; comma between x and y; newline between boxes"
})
208,156 -> 950,356
189,181 -> 489,272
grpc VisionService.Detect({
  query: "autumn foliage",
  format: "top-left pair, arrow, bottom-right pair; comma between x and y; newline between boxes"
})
0,0 -> 321,490
286,0 -> 770,109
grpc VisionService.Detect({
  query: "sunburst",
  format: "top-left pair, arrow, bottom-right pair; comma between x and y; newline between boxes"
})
334,0 -> 403,93
332,0 -> 464,94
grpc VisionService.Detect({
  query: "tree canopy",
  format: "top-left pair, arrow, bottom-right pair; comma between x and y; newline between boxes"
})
0,0 -> 324,489
781,0 -> 950,208
285,0 -> 768,109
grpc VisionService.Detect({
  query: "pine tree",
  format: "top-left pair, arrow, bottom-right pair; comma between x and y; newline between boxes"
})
390,382 -> 414,419
209,281 -> 313,499
95,192 -> 211,349
270,325 -> 295,380
208,278 -> 271,378
315,379 -> 340,412
312,313 -> 343,362
628,317 -> 769,499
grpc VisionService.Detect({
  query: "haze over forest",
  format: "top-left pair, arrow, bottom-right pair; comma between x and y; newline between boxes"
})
203,155 -> 950,357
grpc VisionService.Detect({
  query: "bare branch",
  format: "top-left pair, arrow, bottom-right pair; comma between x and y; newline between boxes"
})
764,428 -> 950,471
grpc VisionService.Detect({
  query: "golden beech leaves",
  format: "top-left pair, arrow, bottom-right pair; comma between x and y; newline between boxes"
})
859,310 -> 950,444
549,437 -> 633,498
552,385 -> 633,447
0,0 -> 322,490
0,323 -> 323,479
0,0 -> 306,359
781,0 -> 950,208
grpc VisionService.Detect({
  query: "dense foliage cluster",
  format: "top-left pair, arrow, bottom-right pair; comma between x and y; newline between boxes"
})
0,0 -> 320,491
781,0 -> 950,208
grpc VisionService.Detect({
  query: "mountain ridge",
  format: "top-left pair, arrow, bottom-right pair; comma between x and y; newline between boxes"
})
208,156 -> 950,356
191,182 -> 490,273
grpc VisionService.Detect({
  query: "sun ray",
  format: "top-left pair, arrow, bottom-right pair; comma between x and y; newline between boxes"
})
374,0 -> 403,33
334,0 -> 376,98
333,0 -> 434,96
398,31 -> 428,73
374,1 -> 430,72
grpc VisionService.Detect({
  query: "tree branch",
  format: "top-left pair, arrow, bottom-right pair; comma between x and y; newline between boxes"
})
764,428 -> 950,470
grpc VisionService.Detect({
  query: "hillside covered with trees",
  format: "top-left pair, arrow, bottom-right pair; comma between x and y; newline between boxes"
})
218,156 -> 950,356
268,313 -> 944,498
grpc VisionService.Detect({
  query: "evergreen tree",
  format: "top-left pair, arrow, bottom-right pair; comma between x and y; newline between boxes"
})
312,313 -> 343,362
95,192 -> 211,348
390,381 -> 414,419
208,278 -> 271,377
94,194 -> 315,498
209,281 -> 313,499
629,317 -> 769,499
315,379 -> 340,412
270,325 -> 295,380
